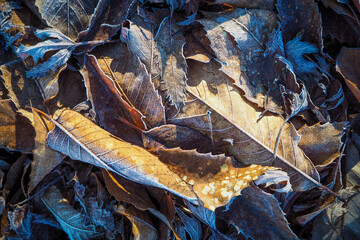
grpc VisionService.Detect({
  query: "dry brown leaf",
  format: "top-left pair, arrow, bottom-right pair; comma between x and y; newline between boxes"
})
170,60 -> 319,191
93,42 -> 166,128
83,54 -> 146,145
29,109 -> 62,193
102,169 -> 157,211
298,122 -> 346,166
116,205 -> 158,240
216,184 -> 298,240
198,9 -> 281,113
26,0 -> 98,40
0,99 -> 34,151
102,170 -> 179,239
149,147 -> 277,210
336,47 -> 360,103
127,15 -> 187,110
0,60 -> 45,112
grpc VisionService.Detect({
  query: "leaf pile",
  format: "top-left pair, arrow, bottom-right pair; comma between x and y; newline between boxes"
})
0,0 -> 359,239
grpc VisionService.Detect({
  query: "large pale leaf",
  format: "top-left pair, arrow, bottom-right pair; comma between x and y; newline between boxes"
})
41,185 -> 102,240
46,109 -> 278,210
29,109 -> 62,193
93,43 -> 166,128
198,9 -> 283,113
0,99 -> 34,151
216,184 -> 298,240
170,60 -> 320,191
26,0 -> 98,40
46,109 -> 197,201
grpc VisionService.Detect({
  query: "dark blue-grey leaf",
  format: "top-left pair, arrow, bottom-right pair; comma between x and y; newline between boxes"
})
176,208 -> 202,240
284,36 -> 318,75
215,184 -> 298,240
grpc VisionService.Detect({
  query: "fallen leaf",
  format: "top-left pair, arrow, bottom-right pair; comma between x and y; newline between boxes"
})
216,184 -> 298,240
198,9 -> 285,113
311,132 -> 360,239
78,0 -> 133,41
153,16 -> 188,109
0,99 -> 34,151
83,54 -> 146,145
25,0 -> 98,40
102,169 -> 157,211
47,68 -> 87,113
46,109 -> 198,202
127,15 -> 188,110
41,185 -> 102,240
284,36 -> 318,75
152,146 -> 282,210
298,122 -> 346,166
176,207 -> 202,240
93,42 -> 166,128
143,124 -> 215,152
0,60 -> 45,112
116,205 -> 158,240
277,0 -> 323,49
28,109 -> 62,193
336,47 -> 360,103
312,187 -> 360,240
170,60 -> 319,191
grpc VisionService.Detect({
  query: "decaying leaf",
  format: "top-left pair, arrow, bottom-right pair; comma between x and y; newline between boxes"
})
277,0 -> 323,49
93,42 -> 166,128
336,47 -> 360,103
29,109 -> 62,193
46,109 -> 281,210
198,9 -> 278,110
26,0 -> 98,40
46,109 -> 197,202
16,29 -> 73,80
153,16 -> 188,110
116,205 -> 158,240
126,14 -> 188,110
298,122 -> 346,166
0,99 -> 34,151
41,185 -> 102,240
0,60 -> 45,112
312,187 -> 360,240
79,0 -> 133,41
176,207 -> 202,240
170,60 -> 319,191
216,184 -> 298,240
84,54 -> 146,145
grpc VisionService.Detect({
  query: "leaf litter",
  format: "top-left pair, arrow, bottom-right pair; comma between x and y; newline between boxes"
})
0,0 -> 359,239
